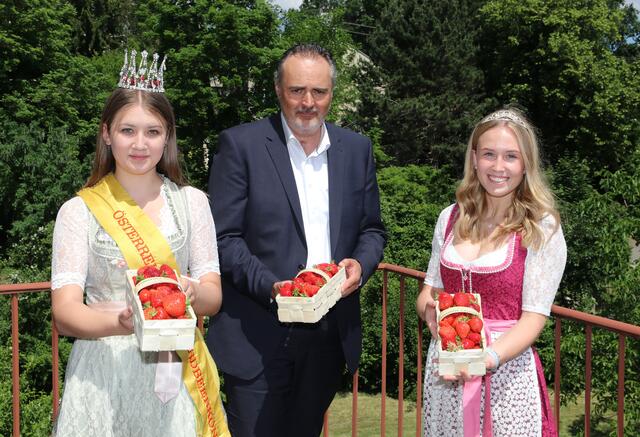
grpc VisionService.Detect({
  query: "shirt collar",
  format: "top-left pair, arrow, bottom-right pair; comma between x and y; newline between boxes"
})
280,112 -> 331,157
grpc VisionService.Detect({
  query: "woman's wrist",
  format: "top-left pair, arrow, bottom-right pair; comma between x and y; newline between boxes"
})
485,347 -> 501,371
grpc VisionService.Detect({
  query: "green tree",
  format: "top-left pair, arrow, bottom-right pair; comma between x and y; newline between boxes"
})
479,0 -> 640,171
362,0 -> 495,167
136,0 -> 282,188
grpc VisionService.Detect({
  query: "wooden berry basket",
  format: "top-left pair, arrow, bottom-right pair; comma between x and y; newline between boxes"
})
125,269 -> 196,352
435,293 -> 487,376
275,267 -> 346,323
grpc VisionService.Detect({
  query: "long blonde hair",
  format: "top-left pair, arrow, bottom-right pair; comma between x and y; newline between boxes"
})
84,88 -> 187,188
454,108 -> 559,250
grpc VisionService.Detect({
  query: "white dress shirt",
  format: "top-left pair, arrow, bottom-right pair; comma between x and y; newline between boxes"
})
281,113 -> 332,268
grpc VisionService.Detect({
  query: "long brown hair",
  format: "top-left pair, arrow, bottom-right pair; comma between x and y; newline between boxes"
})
84,88 -> 188,187
454,107 -> 560,250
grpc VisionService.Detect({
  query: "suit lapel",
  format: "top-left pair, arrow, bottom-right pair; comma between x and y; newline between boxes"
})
264,115 -> 306,238
327,124 -> 344,256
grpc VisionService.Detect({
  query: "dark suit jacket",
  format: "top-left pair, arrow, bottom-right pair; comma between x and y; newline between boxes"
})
207,114 -> 386,380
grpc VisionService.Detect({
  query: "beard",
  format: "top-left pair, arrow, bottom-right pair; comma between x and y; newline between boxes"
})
289,109 -> 324,136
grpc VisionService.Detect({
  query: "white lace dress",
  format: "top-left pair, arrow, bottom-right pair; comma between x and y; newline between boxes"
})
51,178 -> 220,437
422,204 -> 567,437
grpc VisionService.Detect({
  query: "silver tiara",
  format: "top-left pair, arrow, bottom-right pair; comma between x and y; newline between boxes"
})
481,109 -> 527,128
118,49 -> 166,93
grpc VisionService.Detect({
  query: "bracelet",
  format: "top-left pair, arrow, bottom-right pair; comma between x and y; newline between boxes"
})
485,347 -> 501,371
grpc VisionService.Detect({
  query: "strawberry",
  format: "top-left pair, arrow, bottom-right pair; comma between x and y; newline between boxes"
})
145,265 -> 162,279
138,288 -> 151,305
453,292 -> 470,307
162,292 -> 186,318
462,338 -> 476,349
468,317 -> 483,333
303,283 -> 320,297
438,325 -> 457,344
455,321 -> 471,339
437,292 -> 453,311
470,302 -> 481,312
156,284 -> 175,295
150,287 -> 170,308
279,282 -> 293,297
441,315 -> 457,326
315,262 -> 339,278
467,332 -> 482,344
153,306 -> 170,319
143,306 -> 157,320
159,264 -> 178,281
298,271 -> 326,287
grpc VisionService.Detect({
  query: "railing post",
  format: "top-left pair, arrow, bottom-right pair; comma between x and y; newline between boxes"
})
381,270 -> 388,437
584,325 -> 592,437
398,277 -> 405,437
617,335 -> 625,437
52,317 -> 60,421
11,293 -> 20,437
323,411 -> 329,437
554,317 -> 561,433
416,281 -> 423,437
352,370 -> 358,437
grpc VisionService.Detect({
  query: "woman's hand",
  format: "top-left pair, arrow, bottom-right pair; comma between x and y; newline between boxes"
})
117,307 -> 134,333
180,276 -> 196,306
416,284 -> 441,337
180,272 -> 222,317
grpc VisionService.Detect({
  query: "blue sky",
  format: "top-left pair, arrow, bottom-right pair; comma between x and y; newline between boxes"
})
271,0 -> 640,12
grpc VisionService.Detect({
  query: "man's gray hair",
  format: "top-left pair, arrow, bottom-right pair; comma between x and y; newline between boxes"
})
274,43 -> 337,88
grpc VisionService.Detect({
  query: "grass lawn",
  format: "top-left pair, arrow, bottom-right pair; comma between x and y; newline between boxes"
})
323,390 -> 606,437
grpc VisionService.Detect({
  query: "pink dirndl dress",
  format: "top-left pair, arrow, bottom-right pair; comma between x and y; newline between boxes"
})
423,204 -> 564,437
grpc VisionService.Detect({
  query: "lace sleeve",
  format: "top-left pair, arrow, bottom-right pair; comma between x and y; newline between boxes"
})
424,205 -> 454,288
522,215 -> 567,316
186,187 -> 220,280
51,197 -> 89,291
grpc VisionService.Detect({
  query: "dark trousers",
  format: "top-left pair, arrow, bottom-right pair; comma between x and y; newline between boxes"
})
223,312 -> 346,437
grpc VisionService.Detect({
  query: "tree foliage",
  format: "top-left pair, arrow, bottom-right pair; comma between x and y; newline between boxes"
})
1,0 -> 639,434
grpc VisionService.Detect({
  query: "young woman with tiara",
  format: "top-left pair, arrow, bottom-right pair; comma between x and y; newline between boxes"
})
50,50 -> 229,436
416,107 -> 566,436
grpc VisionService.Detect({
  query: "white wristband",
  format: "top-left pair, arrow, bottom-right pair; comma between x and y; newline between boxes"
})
485,347 -> 501,371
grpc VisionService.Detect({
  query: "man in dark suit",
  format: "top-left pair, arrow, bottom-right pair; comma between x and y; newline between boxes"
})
207,44 -> 386,437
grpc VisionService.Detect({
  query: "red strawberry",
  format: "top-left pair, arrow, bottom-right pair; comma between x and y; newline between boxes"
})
467,332 -> 482,344
143,306 -> 157,320
150,287 -> 169,308
153,306 -> 170,319
298,272 -> 326,287
438,325 -> 457,344
162,292 -> 186,318
462,338 -> 476,349
468,317 -> 483,333
455,321 -> 470,339
453,292 -> 470,307
470,302 -> 481,312
138,288 -> 151,305
279,282 -> 293,297
315,262 -> 339,278
441,315 -> 456,326
159,264 -> 178,280
303,283 -> 320,297
437,292 -> 453,311
156,284 -> 175,295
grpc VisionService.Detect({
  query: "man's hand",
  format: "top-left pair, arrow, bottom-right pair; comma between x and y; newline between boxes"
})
272,280 -> 291,298
339,258 -> 362,297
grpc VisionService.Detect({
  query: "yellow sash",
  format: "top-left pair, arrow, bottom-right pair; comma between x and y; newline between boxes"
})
78,173 -> 229,437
